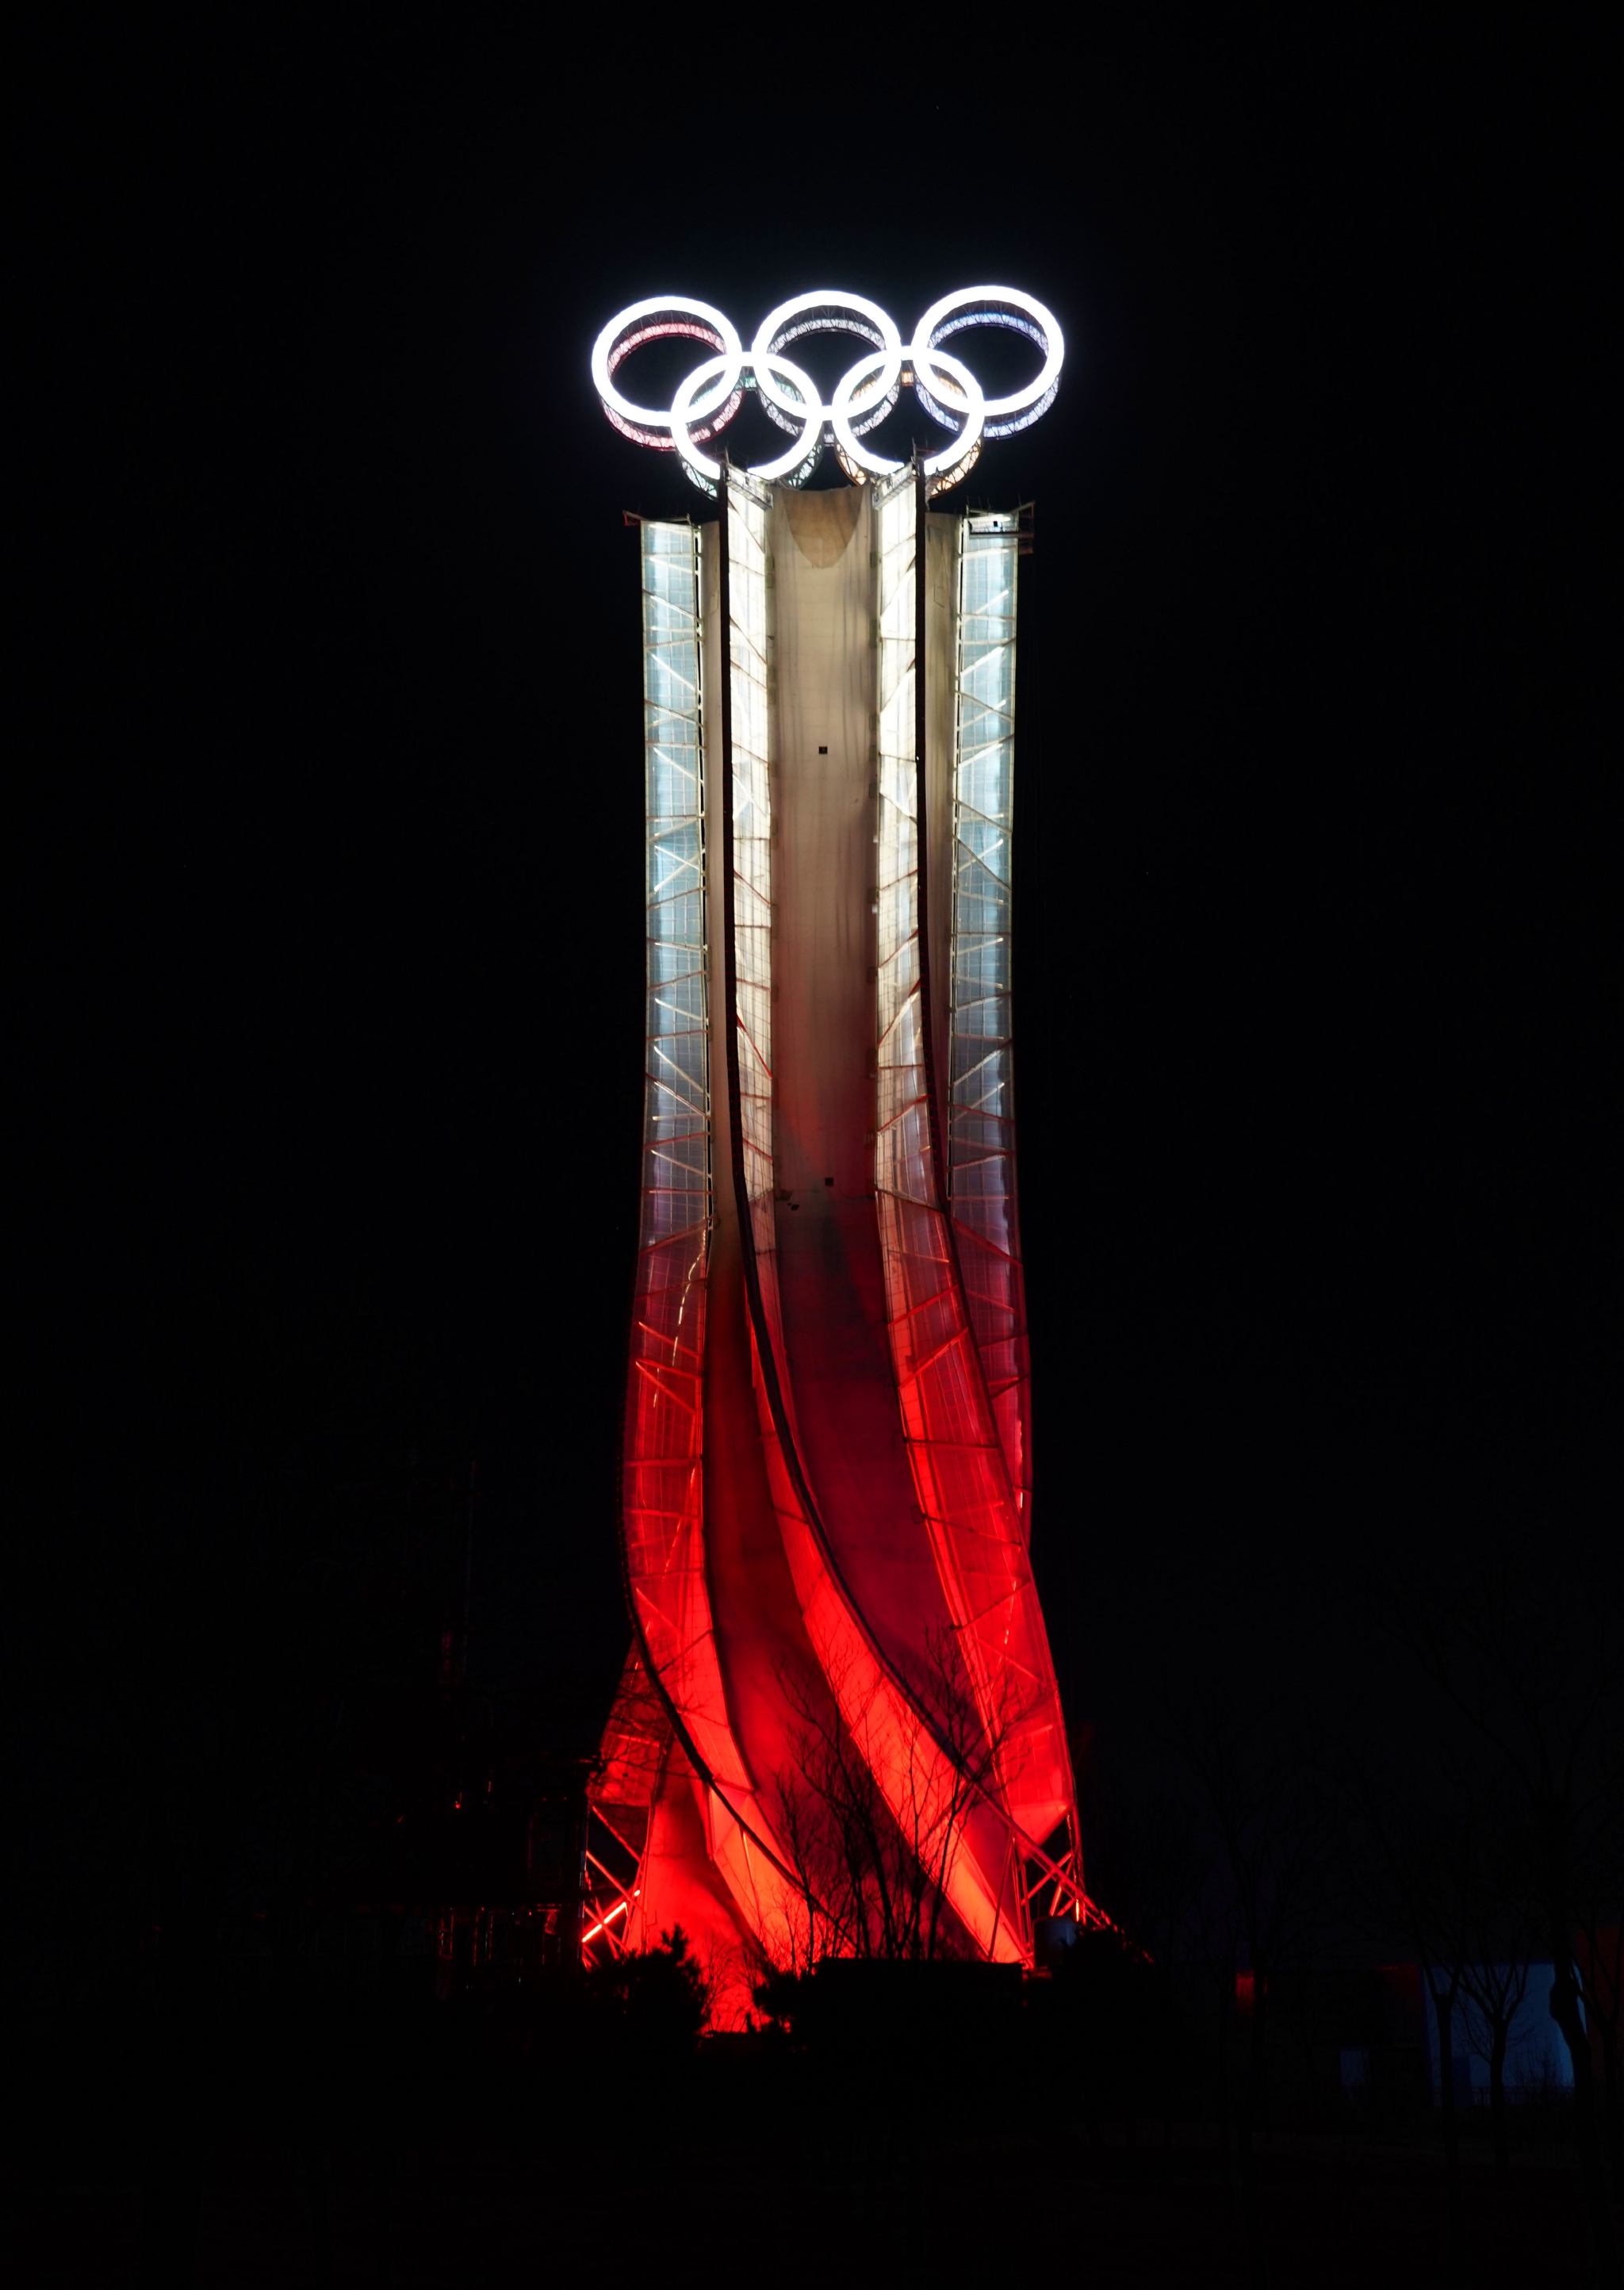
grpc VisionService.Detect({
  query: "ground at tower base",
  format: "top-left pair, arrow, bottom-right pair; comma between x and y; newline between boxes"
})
7,1960 -> 1605,2290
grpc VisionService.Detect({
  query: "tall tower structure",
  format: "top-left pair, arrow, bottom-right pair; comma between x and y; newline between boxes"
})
584,293 -> 1092,2019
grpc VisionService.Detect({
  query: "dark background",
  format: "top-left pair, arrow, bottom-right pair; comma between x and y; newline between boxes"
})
17,23 -> 1612,1774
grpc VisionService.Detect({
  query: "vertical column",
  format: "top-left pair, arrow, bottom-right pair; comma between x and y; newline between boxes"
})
623,520 -> 711,1684
622,521 -> 749,1799
872,476 -> 1073,1871
873,469 -> 927,1204
873,468 -> 1016,1731
722,471 -> 777,1279
638,522 -> 709,1263
950,515 -> 1031,1529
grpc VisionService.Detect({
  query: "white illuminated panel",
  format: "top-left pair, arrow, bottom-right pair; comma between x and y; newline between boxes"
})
868,474 -> 1067,1847
950,515 -> 1029,1521
639,523 -> 709,1250
623,519 -> 759,1806
725,469 -> 776,1266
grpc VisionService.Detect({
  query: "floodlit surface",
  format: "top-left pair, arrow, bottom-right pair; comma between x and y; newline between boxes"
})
952,516 -> 1031,1519
594,479 -> 1089,2020
611,525 -> 803,2001
619,522 -> 726,1784
591,289 -> 1064,494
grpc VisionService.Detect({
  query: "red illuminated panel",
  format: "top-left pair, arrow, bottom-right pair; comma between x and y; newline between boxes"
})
871,470 -> 1074,1855
622,518 -> 807,1963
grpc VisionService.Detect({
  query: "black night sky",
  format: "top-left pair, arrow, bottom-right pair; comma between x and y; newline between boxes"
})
13,21 -> 1619,2285
21,24 -> 1611,1748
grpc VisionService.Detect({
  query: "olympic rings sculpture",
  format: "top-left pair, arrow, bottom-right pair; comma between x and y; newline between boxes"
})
591,288 -> 1064,496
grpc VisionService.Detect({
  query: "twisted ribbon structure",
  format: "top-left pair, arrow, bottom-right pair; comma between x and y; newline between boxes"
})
591,288 -> 1064,494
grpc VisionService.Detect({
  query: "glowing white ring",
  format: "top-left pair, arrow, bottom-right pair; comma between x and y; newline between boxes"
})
830,347 -> 986,481
750,291 -> 903,434
591,296 -> 743,448
744,352 -> 826,482
592,288 -> 1064,489
830,352 -> 905,476
914,347 -> 986,481
912,286 -> 1063,438
671,350 -> 823,488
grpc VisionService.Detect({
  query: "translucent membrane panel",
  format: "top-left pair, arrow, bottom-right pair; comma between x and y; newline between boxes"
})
873,470 -> 925,1196
741,1315 -> 1022,1966
708,476 -> 834,1957
951,519 -> 1031,1522
709,472 -> 1013,1961
726,473 -> 776,1272
873,474 -> 1013,1798
641,524 -> 709,1252
870,476 -> 1072,1860
623,523 -> 749,1798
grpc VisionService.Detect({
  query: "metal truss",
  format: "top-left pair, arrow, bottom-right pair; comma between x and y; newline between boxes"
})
582,1801 -> 645,1967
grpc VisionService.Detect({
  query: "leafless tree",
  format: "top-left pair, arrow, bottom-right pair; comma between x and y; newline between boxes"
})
768,1622 -> 1031,1967
1456,1882 -> 1537,2181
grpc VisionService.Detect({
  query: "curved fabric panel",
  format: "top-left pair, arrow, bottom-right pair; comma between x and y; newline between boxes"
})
872,468 -> 1073,1853
621,520 -> 746,1794
695,508 -> 845,1951
726,471 -> 1027,1960
949,515 -> 1032,1529
619,520 -> 807,1966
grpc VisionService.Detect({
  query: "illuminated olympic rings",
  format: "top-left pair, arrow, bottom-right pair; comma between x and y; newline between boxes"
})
590,288 -> 1064,495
